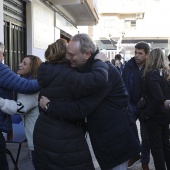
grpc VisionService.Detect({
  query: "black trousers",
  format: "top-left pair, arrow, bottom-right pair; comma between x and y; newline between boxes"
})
146,118 -> 170,170
0,132 -> 9,170
31,150 -> 39,170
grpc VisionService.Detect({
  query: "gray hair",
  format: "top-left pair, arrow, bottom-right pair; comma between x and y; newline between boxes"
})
71,33 -> 96,54
0,42 -> 4,53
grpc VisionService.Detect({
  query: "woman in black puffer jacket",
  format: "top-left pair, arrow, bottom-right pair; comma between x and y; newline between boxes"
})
33,39 -> 108,170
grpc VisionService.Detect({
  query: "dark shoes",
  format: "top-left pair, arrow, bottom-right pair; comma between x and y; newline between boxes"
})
128,154 -> 141,168
142,163 -> 150,170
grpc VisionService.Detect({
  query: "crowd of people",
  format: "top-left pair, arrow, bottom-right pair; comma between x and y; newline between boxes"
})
0,34 -> 170,170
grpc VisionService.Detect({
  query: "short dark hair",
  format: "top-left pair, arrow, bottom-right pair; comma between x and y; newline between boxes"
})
115,54 -> 122,61
135,41 -> 150,54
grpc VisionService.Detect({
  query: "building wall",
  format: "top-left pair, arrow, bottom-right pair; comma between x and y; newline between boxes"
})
92,0 -> 170,58
26,0 -> 78,61
0,0 -> 3,42
0,0 -> 78,62
26,0 -> 55,61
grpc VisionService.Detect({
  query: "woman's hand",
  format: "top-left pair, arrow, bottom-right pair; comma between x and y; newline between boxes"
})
39,96 -> 50,109
94,52 -> 108,62
164,100 -> 170,109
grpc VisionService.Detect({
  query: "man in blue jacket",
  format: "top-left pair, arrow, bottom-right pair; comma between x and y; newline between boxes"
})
0,42 -> 40,170
39,34 -> 140,170
122,42 -> 150,170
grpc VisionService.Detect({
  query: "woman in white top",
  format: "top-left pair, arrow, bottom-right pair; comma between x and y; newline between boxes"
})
0,55 -> 42,170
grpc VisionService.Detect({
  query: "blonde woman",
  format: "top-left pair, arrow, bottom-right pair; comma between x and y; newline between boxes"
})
142,48 -> 170,170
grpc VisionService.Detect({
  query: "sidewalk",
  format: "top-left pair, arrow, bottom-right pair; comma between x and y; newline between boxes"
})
7,120 -> 155,170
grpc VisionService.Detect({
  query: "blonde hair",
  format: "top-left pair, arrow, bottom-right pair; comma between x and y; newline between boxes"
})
45,39 -> 68,64
143,48 -> 170,80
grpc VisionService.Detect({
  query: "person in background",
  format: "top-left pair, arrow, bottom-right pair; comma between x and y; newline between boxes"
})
122,41 -> 151,170
142,48 -> 170,170
115,54 -> 124,75
0,55 -> 42,170
111,58 -> 115,65
33,38 -> 109,170
38,33 -> 140,170
167,54 -> 170,66
0,42 -> 40,170
167,54 -> 170,61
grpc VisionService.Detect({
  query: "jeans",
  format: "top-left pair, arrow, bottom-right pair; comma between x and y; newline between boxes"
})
146,118 -> 170,170
108,161 -> 128,170
0,132 -> 9,170
130,104 -> 150,164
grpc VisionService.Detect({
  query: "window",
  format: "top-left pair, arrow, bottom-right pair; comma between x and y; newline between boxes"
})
124,20 -> 136,30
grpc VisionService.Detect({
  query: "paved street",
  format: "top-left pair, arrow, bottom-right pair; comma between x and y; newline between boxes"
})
7,120 -> 155,170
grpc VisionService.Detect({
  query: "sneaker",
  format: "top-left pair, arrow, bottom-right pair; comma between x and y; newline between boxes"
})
128,154 -> 141,168
142,163 -> 150,170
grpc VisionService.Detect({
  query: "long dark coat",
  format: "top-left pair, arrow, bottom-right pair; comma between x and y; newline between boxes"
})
45,58 -> 141,170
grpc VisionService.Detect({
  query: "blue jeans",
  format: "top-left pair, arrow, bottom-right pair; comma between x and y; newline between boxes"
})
130,104 -> 150,164
0,132 -> 9,170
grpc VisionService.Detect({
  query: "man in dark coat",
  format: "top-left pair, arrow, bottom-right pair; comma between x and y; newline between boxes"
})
0,42 -> 40,170
39,34 -> 140,170
114,54 -> 124,75
122,41 -> 150,170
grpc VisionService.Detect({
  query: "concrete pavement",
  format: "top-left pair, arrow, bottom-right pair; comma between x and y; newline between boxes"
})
7,120 -> 155,170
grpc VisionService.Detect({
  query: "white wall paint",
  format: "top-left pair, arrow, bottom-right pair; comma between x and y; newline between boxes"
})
96,0 -> 170,39
0,0 -> 3,42
33,0 -> 55,50
26,0 -> 46,61
55,27 -> 60,41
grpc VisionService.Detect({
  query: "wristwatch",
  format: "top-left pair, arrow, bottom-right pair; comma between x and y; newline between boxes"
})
44,102 -> 50,111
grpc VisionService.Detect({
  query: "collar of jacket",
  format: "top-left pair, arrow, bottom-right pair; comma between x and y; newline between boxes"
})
128,57 -> 145,70
78,49 -> 99,73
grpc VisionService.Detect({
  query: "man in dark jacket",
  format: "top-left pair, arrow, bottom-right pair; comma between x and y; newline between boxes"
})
0,42 -> 40,170
122,42 -> 150,170
39,34 -> 140,170
115,54 -> 124,75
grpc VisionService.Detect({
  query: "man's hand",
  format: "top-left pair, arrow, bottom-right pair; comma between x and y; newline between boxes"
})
39,96 -> 50,109
164,100 -> 170,109
94,52 -> 108,62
